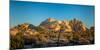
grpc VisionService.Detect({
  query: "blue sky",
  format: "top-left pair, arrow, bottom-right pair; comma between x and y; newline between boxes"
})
10,1 -> 94,28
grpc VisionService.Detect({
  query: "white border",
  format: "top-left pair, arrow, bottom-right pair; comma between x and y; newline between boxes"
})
1,0 -> 100,50
0,0 -> 9,50
15,0 -> 95,5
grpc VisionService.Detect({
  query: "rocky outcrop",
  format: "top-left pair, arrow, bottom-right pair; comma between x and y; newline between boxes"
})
40,18 -> 72,32
10,18 -> 94,49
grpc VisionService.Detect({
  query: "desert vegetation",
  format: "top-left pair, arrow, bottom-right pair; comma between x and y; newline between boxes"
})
10,18 -> 94,50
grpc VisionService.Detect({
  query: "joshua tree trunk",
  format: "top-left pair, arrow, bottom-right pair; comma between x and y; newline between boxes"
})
57,31 -> 61,46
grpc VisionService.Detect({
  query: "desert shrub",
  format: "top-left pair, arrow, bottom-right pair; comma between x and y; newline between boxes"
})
10,32 -> 24,50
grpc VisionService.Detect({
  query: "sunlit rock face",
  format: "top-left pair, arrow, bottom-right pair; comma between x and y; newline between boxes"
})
10,28 -> 19,36
48,18 -> 56,22
40,18 -> 72,32
60,20 -> 72,33
10,23 -> 36,36
40,18 -> 59,31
